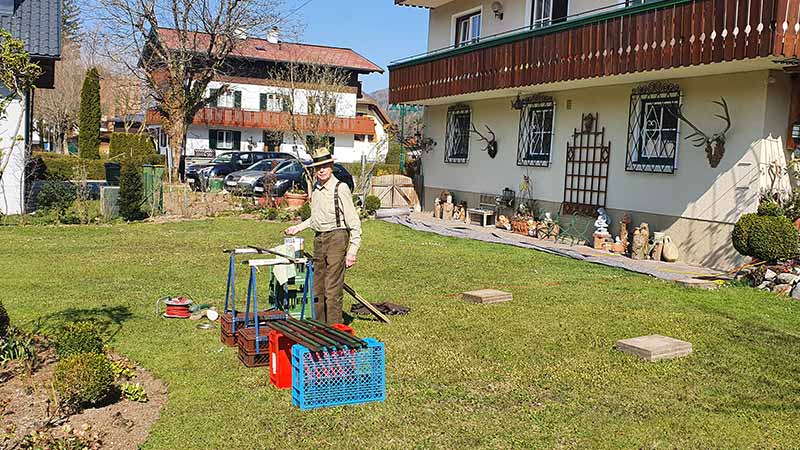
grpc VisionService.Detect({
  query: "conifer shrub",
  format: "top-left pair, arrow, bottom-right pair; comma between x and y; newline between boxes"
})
53,352 -> 115,411
0,301 -> 9,338
54,321 -> 104,359
364,195 -> 382,215
118,158 -> 147,221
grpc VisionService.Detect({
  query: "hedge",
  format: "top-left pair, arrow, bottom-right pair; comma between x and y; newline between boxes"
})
108,133 -> 157,161
32,152 -> 166,181
732,213 -> 800,262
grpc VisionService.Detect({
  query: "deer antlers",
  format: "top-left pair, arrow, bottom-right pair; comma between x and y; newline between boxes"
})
676,97 -> 731,168
470,123 -> 498,159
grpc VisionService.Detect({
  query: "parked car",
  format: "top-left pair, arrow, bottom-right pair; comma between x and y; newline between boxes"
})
223,158 -> 288,195
185,152 -> 292,191
253,159 -> 354,197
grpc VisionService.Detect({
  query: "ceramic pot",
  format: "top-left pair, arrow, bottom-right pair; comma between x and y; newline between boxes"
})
284,192 -> 308,210
662,236 -> 679,262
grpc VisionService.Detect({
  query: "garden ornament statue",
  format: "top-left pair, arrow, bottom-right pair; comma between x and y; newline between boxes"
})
593,209 -> 612,249
676,97 -> 731,168
470,123 -> 498,158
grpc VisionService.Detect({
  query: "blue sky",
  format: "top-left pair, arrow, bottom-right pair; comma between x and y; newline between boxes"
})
297,0 -> 429,94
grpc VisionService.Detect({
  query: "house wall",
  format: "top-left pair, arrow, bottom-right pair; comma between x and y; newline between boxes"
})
354,104 -> 390,162
0,87 -> 26,216
205,81 -> 357,118
426,0 -> 635,51
420,70 -> 792,269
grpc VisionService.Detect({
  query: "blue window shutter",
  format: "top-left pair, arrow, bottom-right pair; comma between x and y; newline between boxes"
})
233,131 -> 241,150
234,91 -> 242,109
209,89 -> 218,108
209,129 -> 217,149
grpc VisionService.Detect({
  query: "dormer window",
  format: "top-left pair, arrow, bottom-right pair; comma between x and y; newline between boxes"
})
455,11 -> 481,47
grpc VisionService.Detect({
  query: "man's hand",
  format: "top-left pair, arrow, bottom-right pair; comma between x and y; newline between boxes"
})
284,225 -> 300,236
346,254 -> 357,268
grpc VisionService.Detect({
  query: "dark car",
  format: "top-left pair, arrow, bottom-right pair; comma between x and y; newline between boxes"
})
223,158 -> 287,195
253,159 -> 354,197
185,152 -> 292,191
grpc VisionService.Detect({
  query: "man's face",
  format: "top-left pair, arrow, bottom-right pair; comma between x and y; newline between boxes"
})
315,163 -> 333,183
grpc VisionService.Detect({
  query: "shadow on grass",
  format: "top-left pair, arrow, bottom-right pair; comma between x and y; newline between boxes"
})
31,305 -> 134,341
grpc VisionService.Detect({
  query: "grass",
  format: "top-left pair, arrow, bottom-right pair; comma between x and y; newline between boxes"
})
2,218 -> 800,449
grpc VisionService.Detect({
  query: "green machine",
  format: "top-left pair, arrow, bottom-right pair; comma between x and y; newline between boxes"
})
267,258 -> 308,319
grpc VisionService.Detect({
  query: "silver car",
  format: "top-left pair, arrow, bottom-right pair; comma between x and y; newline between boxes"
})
224,159 -> 283,195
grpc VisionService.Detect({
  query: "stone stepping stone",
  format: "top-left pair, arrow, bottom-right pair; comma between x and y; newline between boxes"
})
462,289 -> 512,304
615,335 -> 692,361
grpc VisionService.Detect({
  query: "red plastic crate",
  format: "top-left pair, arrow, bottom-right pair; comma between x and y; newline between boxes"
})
269,323 -> 355,390
220,329 -> 237,347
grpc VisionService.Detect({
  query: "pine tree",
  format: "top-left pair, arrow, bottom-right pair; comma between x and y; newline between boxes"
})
118,158 -> 146,221
78,67 -> 101,159
62,0 -> 82,44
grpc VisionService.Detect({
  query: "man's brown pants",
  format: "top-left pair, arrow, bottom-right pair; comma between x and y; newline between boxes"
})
313,229 -> 349,325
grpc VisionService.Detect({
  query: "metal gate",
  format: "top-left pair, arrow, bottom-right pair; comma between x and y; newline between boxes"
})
562,113 -> 610,216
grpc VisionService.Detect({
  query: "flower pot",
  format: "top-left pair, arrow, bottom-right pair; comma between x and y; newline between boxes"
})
284,192 -> 308,210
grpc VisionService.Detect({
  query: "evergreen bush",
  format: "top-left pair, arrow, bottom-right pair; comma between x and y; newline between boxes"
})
118,159 -> 147,221
757,201 -> 784,217
108,133 -> 157,161
0,301 -> 9,338
54,321 -> 104,359
298,202 -> 311,221
31,152 -> 107,180
732,213 -> 759,256
747,216 -> 800,262
37,181 -> 77,217
78,67 -> 101,160
364,195 -> 381,214
53,352 -> 115,411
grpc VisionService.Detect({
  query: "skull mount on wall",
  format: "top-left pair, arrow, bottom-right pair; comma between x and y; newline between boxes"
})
470,123 -> 498,158
676,97 -> 731,168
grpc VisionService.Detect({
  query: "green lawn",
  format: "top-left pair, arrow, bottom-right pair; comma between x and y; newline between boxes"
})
2,218 -> 800,449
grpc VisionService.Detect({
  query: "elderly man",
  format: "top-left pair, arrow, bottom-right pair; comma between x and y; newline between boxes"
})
284,147 -> 362,325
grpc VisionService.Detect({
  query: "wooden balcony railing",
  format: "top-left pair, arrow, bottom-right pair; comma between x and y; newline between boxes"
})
389,0 -> 800,103
145,108 -> 376,135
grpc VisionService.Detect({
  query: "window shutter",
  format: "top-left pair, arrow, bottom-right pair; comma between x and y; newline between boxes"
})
210,89 -> 218,108
209,129 -> 217,150
234,91 -> 242,109
260,93 -> 267,111
282,95 -> 291,112
233,131 -> 241,150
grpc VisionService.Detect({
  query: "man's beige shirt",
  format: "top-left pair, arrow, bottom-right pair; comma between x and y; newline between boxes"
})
296,176 -> 362,257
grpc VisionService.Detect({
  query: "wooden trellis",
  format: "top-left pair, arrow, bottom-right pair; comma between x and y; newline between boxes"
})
562,113 -> 610,216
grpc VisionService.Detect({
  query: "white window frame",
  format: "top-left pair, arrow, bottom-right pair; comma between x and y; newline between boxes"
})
217,130 -> 234,150
452,6 -> 482,47
531,0 -> 553,29
217,91 -> 235,108
265,93 -> 283,112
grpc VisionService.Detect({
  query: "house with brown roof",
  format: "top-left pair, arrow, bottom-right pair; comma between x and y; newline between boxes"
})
145,28 -> 385,164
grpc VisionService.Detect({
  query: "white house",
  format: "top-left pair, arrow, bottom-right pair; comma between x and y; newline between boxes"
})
389,0 -> 800,269
146,29 -> 385,166
0,0 -> 60,216
354,94 -> 392,162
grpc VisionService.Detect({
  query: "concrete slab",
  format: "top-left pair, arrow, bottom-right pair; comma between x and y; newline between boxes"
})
462,289 -> 512,304
675,278 -> 720,290
615,335 -> 693,362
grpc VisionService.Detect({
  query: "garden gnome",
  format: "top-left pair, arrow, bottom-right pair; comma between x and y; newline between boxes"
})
284,147 -> 362,325
434,198 -> 442,219
593,208 -> 612,250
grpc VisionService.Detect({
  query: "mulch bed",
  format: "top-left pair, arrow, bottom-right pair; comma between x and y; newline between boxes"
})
1,347 -> 167,450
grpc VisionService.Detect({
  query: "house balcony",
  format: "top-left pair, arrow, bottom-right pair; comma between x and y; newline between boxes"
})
145,107 -> 377,135
389,0 -> 800,104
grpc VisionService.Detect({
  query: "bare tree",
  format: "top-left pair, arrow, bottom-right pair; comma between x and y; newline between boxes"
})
100,69 -> 145,133
35,41 -> 84,154
92,0 -> 289,180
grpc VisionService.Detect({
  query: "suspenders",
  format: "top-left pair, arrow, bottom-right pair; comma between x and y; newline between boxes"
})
333,181 -> 343,228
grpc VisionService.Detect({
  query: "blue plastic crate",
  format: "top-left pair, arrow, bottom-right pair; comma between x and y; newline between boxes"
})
291,338 -> 386,410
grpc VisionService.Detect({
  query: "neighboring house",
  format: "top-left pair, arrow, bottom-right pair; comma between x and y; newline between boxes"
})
145,28 -> 384,165
354,94 -> 392,162
389,0 -> 800,269
0,0 -> 60,215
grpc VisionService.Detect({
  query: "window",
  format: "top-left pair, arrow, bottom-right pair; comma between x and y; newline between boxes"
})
354,134 -> 371,143
626,83 -> 681,174
308,96 -> 336,115
210,89 -> 241,109
260,93 -> 289,112
158,129 -> 168,147
531,0 -> 568,29
238,153 -> 252,166
515,97 -> 554,167
209,129 -> 241,150
444,105 -> 471,163
455,11 -> 481,47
